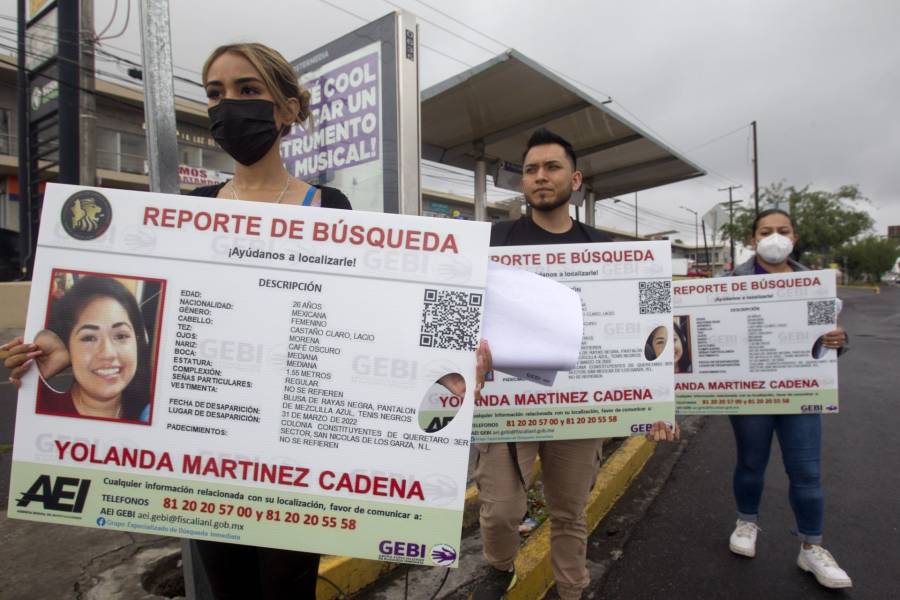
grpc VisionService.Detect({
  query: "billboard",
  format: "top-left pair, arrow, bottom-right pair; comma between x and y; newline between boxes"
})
284,12 -> 420,215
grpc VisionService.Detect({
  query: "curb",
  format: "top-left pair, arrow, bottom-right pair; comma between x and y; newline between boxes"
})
317,555 -> 398,599
316,483 -> 481,599
506,436 -> 656,600
315,438 -> 653,600
837,283 -> 881,293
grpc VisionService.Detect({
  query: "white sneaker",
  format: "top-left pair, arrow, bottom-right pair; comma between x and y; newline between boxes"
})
728,519 -> 759,557
797,544 -> 852,589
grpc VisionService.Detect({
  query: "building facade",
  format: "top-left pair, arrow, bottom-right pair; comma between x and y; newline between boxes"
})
0,57 -> 517,278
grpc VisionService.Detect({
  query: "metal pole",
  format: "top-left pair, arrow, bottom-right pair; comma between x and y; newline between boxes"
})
139,6 -> 198,593
58,0 -> 81,184
701,221 -> 710,270
474,158 -> 487,222
679,206 -> 699,266
718,185 -> 742,269
585,190 -> 596,227
752,120 -> 759,215
634,191 -> 638,238
80,0 -> 96,186
16,0 -> 29,278
139,0 -> 180,194
395,12 -> 421,215
728,189 -> 735,268
694,212 -> 698,252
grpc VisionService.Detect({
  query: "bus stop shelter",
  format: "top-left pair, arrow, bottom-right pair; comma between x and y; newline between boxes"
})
421,50 -> 705,223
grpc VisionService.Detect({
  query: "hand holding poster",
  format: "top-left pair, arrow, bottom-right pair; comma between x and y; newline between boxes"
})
673,270 -> 840,415
472,241 -> 675,442
9,184 -> 490,567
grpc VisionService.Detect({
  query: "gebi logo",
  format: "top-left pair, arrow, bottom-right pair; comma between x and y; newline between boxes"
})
16,475 -> 91,513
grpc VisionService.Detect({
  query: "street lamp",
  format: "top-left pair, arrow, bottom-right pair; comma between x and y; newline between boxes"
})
719,198 -> 742,270
679,206 -> 699,256
613,195 -> 639,238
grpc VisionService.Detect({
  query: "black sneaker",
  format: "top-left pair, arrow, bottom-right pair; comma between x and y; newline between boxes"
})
470,567 -> 516,600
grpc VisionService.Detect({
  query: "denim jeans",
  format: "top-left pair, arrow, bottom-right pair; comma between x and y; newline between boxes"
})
729,414 -> 823,544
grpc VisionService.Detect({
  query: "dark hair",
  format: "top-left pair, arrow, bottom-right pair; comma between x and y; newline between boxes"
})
48,276 -> 152,421
203,43 -> 312,127
752,208 -> 795,235
522,128 -> 577,170
673,319 -> 692,373
644,325 -> 667,361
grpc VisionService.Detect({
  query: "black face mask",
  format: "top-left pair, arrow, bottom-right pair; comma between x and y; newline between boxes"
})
208,99 -> 282,166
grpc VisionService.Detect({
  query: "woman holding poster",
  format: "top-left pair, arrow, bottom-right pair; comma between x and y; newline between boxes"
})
3,42 -> 339,599
724,209 -> 851,589
191,41 -> 476,600
191,42 -> 352,210
186,41 -> 358,600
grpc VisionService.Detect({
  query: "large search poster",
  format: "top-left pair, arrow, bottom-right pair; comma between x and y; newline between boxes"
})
8,184 -> 490,568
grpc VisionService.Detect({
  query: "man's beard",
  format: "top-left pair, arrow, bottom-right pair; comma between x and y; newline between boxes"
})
526,189 -> 571,212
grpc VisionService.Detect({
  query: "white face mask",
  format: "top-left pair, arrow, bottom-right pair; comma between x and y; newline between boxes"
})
756,233 -> 794,264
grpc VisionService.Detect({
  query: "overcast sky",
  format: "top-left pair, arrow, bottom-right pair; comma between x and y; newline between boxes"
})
7,0 -> 899,242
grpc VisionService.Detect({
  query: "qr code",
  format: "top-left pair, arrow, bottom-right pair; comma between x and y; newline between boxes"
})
807,300 -> 836,325
420,289 -> 482,351
639,280 -> 671,314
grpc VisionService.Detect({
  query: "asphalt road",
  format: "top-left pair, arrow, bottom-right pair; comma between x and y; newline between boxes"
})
584,286 -> 900,599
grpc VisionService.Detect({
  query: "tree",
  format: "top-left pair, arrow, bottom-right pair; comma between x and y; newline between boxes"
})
718,182 -> 874,263
839,236 -> 900,282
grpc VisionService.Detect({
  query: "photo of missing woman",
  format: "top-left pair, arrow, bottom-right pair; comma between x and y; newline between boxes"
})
644,325 -> 669,361
34,270 -> 166,425
673,315 -> 693,374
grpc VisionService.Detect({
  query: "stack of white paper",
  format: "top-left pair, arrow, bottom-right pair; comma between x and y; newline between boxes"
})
482,262 -> 584,385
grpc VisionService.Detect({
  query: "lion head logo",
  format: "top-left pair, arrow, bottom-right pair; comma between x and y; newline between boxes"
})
61,190 -> 112,241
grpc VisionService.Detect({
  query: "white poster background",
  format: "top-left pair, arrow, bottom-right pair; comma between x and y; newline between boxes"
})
471,241 -> 675,442
9,184 -> 489,565
673,270 -> 840,415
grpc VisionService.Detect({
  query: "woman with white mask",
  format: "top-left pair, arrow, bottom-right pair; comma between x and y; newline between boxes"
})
725,209 -> 851,589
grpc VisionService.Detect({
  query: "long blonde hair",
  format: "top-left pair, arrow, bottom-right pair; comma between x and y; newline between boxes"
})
202,43 -> 312,129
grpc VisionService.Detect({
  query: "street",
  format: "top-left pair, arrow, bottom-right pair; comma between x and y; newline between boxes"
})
583,287 -> 899,599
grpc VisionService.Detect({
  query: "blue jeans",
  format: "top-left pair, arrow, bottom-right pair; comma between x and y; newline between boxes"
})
729,414 -> 823,544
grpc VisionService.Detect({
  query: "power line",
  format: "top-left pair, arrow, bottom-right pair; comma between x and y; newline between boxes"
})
414,0 -> 507,50
685,122 -> 751,153
0,32 -> 202,107
95,0 -> 121,40
395,2 -> 747,189
0,14 -> 202,77
0,43 -> 203,126
315,0 -> 472,68
0,24 -> 203,91
95,0 -> 131,42
381,0 -> 499,56
5,6 -> 748,194
95,46 -> 203,87
596,201 -> 692,233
